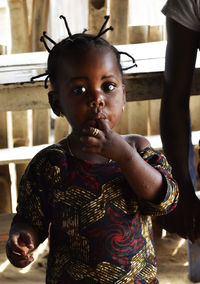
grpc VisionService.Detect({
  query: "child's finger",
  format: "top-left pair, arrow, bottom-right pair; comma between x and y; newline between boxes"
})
7,234 -> 24,254
82,127 -> 101,139
20,232 -> 34,250
6,239 -> 35,268
9,252 -> 33,268
8,232 -> 34,256
6,241 -> 25,260
96,118 -> 110,131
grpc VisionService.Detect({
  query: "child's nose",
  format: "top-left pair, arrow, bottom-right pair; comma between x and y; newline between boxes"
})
89,94 -> 105,109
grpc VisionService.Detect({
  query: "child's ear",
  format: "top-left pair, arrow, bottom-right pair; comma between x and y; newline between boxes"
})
48,91 -> 62,117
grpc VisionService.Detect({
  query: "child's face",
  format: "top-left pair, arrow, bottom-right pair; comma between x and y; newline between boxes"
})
54,45 -> 125,132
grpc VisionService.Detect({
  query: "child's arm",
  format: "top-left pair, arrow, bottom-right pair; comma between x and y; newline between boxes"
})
81,119 -> 172,203
115,134 -> 166,203
110,133 -> 166,203
6,222 -> 39,268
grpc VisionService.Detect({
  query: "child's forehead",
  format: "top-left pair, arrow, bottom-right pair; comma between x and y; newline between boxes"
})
55,45 -> 122,82
61,44 -> 115,61
57,45 -> 118,70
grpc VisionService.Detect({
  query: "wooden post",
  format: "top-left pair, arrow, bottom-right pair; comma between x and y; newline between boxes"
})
148,25 -> 163,42
109,0 -> 129,44
7,0 -> 30,193
0,213 -> 15,241
31,0 -> 50,146
114,102 -> 148,136
190,96 -> 200,132
128,26 -> 148,44
8,0 -> 30,53
148,99 -> 161,135
31,0 -> 50,51
146,25 -> 163,136
109,1 -> 149,137
88,0 -> 107,34
109,0 -> 132,136
0,112 -> 11,213
54,117 -> 71,143
32,109 -> 50,145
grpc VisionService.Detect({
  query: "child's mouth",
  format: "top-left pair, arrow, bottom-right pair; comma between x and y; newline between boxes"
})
88,113 -> 106,127
88,120 -> 97,127
88,111 -> 106,127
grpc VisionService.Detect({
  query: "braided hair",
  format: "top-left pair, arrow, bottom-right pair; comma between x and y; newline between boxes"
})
31,15 -> 137,90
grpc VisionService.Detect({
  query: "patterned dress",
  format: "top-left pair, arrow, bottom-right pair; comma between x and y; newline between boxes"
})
13,144 -> 178,284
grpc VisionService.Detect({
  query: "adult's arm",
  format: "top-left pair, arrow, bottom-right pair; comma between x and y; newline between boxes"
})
160,17 -> 200,241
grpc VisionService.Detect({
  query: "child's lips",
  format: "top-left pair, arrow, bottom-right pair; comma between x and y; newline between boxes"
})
91,112 -> 106,120
88,113 -> 106,127
88,120 -> 97,127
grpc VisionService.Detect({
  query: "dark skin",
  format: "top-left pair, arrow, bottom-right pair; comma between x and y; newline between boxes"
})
160,17 -> 200,242
6,222 -> 38,268
7,45 -> 167,268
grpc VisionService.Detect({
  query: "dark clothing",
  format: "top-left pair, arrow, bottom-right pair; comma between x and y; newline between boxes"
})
13,144 -> 178,283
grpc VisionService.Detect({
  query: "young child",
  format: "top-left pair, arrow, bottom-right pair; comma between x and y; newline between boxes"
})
6,16 -> 178,283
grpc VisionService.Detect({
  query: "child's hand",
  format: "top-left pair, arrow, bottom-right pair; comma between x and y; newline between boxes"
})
80,118 -> 128,161
6,230 -> 35,268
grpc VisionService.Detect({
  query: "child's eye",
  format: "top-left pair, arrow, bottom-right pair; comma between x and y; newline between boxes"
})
102,82 -> 116,92
72,86 -> 87,95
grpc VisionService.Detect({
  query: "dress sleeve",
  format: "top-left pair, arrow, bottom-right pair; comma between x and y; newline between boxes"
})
12,151 -> 52,243
138,147 -> 179,216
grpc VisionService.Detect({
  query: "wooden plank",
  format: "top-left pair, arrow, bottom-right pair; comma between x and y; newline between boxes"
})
0,213 -> 15,241
1,42 -> 200,111
1,131 -> 200,165
31,0 -> 50,51
88,0 -> 107,35
0,112 -> 11,214
148,99 -> 161,135
0,174 -> 11,213
0,144 -> 50,165
0,42 -> 168,84
8,0 -> 30,53
109,0 -> 129,44
8,0 -> 31,193
1,69 -> 200,112
32,109 -> 50,145
54,117 -> 71,143
31,1 -> 50,147
128,25 -> 148,44
0,83 -> 49,111
146,26 -> 163,135
0,112 -> 7,148
124,69 -> 200,101
0,51 -> 47,67
114,101 -> 148,135
148,25 -> 164,42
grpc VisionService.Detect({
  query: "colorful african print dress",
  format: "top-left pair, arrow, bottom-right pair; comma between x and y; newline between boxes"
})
13,144 -> 178,284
